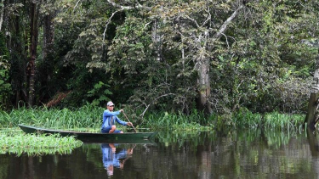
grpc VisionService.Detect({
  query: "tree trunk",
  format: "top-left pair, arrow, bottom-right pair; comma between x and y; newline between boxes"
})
27,1 -> 39,107
41,12 -> 54,102
305,93 -> 319,130
152,19 -> 162,61
196,5 -> 244,114
307,128 -> 319,157
197,56 -> 212,113
43,14 -> 54,60
305,48 -> 319,130
0,0 -> 4,31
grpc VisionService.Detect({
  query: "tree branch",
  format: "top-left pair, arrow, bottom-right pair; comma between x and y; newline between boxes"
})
103,1 -> 151,47
201,8 -> 211,27
102,10 -> 121,46
139,104 -> 150,120
184,15 -> 200,28
213,5 -> 244,42
73,0 -> 82,13
107,0 -> 150,11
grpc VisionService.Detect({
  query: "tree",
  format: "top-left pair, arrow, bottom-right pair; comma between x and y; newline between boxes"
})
27,0 -> 41,106
63,0 -> 317,115
3,0 -> 58,107
0,0 -> 4,31
211,0 -> 316,114
97,0 -> 245,114
0,32 -> 11,109
306,48 -> 319,130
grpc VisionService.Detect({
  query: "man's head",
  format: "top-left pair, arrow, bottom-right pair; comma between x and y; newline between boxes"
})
106,165 -> 114,176
107,101 -> 114,111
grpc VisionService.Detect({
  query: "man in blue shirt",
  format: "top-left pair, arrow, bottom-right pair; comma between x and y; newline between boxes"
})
101,143 -> 134,176
101,101 -> 133,133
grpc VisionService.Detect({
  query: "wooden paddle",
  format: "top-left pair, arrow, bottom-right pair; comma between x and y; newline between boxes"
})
122,111 -> 137,133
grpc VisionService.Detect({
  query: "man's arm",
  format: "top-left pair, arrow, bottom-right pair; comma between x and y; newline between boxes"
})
115,116 -> 128,126
104,110 -> 121,117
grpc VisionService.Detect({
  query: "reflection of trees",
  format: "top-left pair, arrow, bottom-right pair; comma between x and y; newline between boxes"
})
307,129 -> 319,176
121,130 -> 319,178
197,140 -> 211,179
0,155 -> 9,179
307,129 -> 319,157
229,130 -> 317,178
24,157 -> 34,179
193,130 -> 319,178
3,130 -> 319,178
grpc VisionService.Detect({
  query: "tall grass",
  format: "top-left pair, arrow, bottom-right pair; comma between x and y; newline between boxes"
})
1,105 -> 103,129
1,105 -> 306,131
233,110 -> 305,131
263,112 -> 305,131
143,111 -> 211,131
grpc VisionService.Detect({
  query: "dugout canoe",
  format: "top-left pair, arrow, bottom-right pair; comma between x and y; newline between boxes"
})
18,124 -> 156,143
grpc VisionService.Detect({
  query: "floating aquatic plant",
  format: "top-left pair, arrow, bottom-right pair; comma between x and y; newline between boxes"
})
0,129 -> 82,156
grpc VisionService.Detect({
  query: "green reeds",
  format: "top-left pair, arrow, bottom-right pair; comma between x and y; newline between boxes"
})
1,105 -> 103,129
263,112 -> 305,131
0,129 -> 82,156
1,104 -> 306,132
233,110 -> 305,131
144,111 -> 211,131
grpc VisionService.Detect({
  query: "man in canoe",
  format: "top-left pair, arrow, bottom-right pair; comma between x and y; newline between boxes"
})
101,143 -> 134,176
101,101 -> 133,133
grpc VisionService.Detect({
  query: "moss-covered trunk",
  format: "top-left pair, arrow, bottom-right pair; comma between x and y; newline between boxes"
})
27,1 -> 39,107
306,48 -> 319,130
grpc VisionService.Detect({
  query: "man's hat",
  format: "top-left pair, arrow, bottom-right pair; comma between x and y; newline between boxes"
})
107,101 -> 114,106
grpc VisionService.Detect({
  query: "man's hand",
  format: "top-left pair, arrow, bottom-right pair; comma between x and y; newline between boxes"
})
127,122 -> 133,127
127,148 -> 133,155
119,109 -> 124,112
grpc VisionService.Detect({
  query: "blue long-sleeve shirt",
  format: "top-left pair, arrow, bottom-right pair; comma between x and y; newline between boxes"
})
101,110 -> 127,130
101,143 -> 128,168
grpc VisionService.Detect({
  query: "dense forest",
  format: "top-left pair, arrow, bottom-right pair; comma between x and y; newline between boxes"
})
0,0 -> 319,120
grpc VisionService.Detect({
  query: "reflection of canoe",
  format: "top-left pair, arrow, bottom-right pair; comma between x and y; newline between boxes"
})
18,124 -> 156,143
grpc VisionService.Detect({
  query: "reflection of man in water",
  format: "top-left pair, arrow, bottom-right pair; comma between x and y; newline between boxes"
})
101,143 -> 133,176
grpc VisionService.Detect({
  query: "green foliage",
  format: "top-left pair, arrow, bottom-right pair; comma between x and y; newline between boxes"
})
2,0 -> 319,120
0,129 -> 82,155
216,0 -> 318,113
59,65 -> 113,107
87,81 -> 112,106
0,33 -> 12,109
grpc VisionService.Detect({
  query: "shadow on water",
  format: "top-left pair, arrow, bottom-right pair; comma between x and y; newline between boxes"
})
3,129 -> 319,178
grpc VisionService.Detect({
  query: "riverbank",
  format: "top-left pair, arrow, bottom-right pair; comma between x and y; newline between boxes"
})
0,105 -> 306,155
1,105 -> 306,131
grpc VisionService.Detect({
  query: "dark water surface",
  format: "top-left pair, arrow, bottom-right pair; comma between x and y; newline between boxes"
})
1,130 -> 319,179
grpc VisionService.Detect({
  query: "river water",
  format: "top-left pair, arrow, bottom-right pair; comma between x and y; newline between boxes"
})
1,129 -> 319,179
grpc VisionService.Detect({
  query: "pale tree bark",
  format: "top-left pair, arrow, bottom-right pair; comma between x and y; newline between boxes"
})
198,57 -> 212,113
0,0 -> 4,31
305,48 -> 319,130
152,19 -> 162,61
